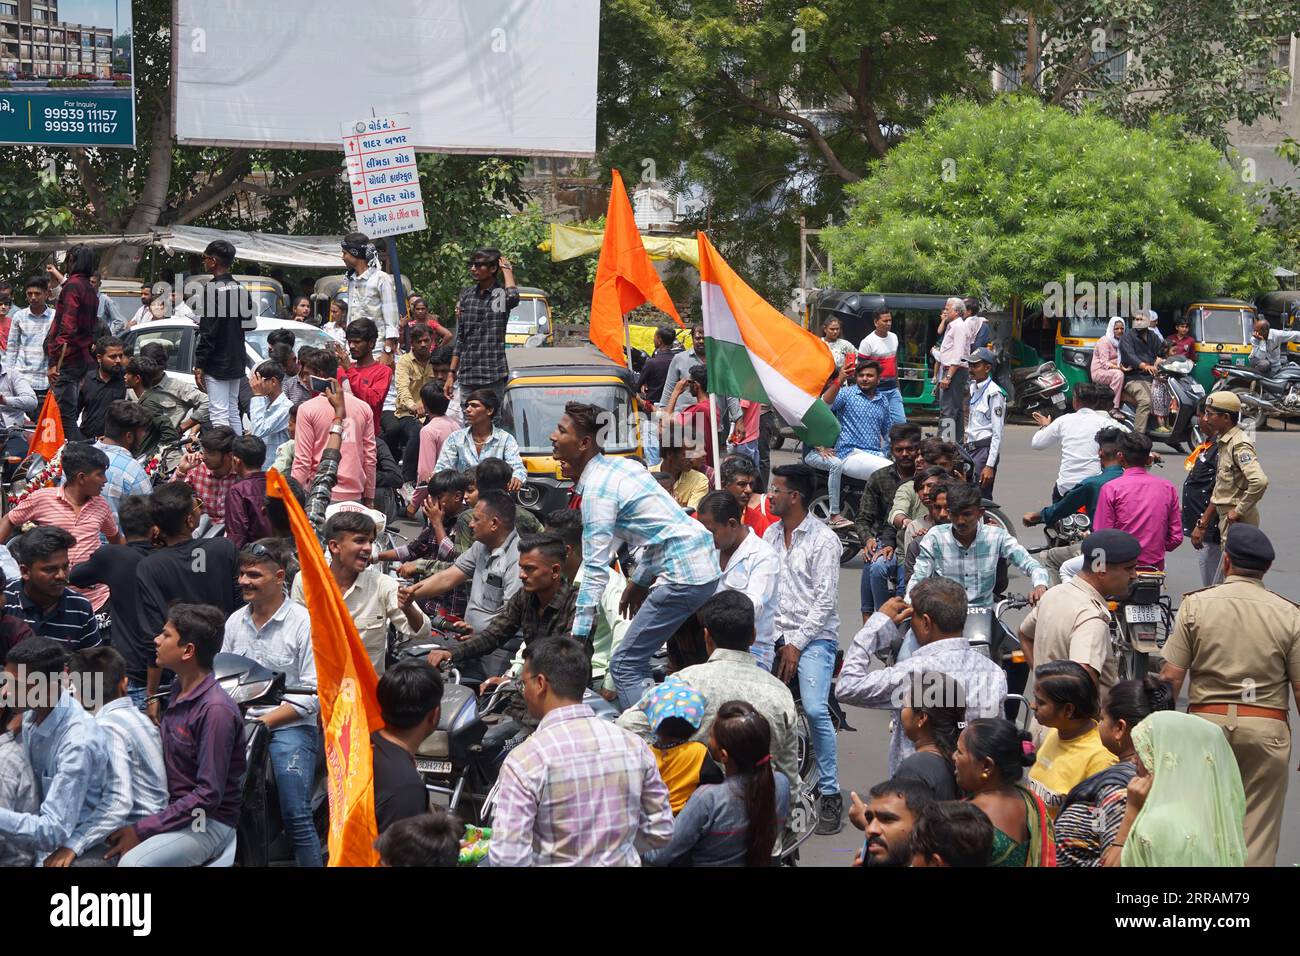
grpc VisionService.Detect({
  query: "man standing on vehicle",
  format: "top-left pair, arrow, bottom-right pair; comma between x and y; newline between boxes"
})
44,245 -> 100,441
1159,525 -> 1300,867
1248,318 -> 1300,376
5,275 -> 54,402
444,248 -> 518,413
1192,390 -> 1269,552
964,348 -> 1006,497
935,297 -> 972,444
193,240 -> 253,435
341,232 -> 399,365
1118,310 -> 1161,434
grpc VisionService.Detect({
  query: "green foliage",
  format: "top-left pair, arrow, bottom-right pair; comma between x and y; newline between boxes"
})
822,97 -> 1276,305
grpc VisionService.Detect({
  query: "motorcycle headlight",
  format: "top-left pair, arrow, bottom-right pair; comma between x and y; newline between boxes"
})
1063,348 -> 1090,368
516,483 -> 542,509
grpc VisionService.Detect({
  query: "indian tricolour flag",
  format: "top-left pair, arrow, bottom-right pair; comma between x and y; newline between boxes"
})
698,232 -> 841,447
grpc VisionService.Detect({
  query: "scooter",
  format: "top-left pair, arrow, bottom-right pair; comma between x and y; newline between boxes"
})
1109,569 -> 1173,681
1115,357 -> 1205,452
211,652 -> 327,868
1010,362 -> 1068,419
1210,361 -> 1300,431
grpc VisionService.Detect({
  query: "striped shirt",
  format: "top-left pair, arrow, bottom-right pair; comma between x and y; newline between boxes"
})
5,488 -> 119,610
490,704 -> 673,867
434,426 -> 526,483
70,696 -> 167,855
571,454 -> 720,636
2,582 -> 101,650
0,731 -> 38,867
2,306 -> 54,389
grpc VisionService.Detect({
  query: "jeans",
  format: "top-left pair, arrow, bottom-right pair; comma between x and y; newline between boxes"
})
118,818 -> 236,867
1198,541 -> 1224,586
50,364 -> 89,442
861,553 -> 899,614
611,578 -> 720,710
206,377 -> 244,434
644,414 -> 661,467
727,439 -> 760,470
126,677 -> 149,713
880,386 -> 906,428
798,639 -> 839,797
268,724 -> 323,868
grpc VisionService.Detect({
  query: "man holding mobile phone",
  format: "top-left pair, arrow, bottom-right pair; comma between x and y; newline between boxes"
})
291,349 -> 376,506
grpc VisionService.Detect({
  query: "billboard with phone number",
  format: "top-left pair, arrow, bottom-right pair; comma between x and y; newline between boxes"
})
0,0 -> 134,148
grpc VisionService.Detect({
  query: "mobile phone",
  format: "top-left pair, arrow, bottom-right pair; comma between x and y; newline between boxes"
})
309,375 -> 333,394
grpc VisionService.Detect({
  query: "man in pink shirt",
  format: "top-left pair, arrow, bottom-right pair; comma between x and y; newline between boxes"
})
292,350 -> 376,504
935,296 -> 972,443
726,399 -> 762,470
413,382 -> 458,508
0,442 -> 123,609
1091,430 -> 1182,570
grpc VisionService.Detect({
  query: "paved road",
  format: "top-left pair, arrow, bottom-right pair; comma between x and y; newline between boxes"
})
782,422 -> 1300,867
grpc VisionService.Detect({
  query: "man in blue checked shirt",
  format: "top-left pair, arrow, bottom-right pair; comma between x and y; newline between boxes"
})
551,402 -> 719,710
804,358 -> 899,528
0,637 -> 111,867
905,482 -> 1049,610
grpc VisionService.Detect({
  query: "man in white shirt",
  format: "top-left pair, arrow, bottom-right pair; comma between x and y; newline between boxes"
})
858,310 -> 904,426
934,297 -> 973,444
1030,382 -> 1126,499
695,490 -> 781,670
126,282 -> 155,330
342,233 -> 400,364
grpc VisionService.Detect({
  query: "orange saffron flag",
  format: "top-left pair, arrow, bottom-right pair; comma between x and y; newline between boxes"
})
28,389 -> 64,461
265,468 -> 383,867
589,168 -> 683,366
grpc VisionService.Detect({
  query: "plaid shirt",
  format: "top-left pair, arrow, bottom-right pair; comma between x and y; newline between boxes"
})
763,512 -> 841,651
434,426 -> 526,483
572,455 -> 720,636
3,306 -> 53,389
453,283 -> 519,387
346,265 -> 400,342
172,460 -> 238,524
71,697 -> 168,855
905,522 -> 1048,608
489,704 -> 673,867
92,441 -> 152,517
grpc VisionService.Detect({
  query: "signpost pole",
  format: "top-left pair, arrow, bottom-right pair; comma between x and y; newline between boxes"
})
386,236 -> 408,320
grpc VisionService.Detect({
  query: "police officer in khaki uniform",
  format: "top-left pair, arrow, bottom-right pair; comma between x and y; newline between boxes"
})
1191,391 -> 1268,566
1159,526 -> 1300,867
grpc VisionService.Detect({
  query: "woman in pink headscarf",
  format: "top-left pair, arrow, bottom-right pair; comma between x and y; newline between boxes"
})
1091,317 -> 1127,410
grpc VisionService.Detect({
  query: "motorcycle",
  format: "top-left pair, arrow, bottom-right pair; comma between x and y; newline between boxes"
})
1115,357 -> 1205,452
1210,361 -> 1300,431
1110,569 -> 1174,681
211,652 -> 328,868
806,470 -> 869,566
1010,362 -> 1068,419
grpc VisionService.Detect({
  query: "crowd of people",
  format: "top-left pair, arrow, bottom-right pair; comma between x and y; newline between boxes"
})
0,248 -> 1295,870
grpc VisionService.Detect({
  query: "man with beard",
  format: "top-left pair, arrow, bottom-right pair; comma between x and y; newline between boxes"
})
848,777 -> 935,867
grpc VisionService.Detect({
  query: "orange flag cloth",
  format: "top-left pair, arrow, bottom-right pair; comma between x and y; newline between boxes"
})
589,168 -> 683,366
266,468 -> 383,867
28,389 -> 64,461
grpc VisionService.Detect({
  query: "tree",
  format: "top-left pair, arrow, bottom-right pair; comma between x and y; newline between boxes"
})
821,97 -> 1276,307
597,0 -> 1021,303
1021,0 -> 1300,148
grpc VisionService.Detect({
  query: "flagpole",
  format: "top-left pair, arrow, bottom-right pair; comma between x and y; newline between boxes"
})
707,392 -> 723,491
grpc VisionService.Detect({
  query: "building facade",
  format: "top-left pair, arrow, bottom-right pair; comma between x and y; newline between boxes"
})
0,1 -> 115,79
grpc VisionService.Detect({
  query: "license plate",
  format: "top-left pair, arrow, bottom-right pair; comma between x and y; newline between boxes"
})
415,758 -> 453,775
1051,393 -> 1066,406
1125,604 -> 1160,624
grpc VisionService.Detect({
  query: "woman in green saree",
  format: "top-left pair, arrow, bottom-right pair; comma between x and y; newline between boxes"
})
1109,711 -> 1247,867
955,718 -> 1056,867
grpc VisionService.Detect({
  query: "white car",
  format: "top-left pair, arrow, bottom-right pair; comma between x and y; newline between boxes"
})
121,317 -> 341,386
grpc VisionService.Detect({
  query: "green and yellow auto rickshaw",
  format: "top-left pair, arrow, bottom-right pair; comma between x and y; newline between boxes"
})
1054,314 -> 1112,396
1181,299 -> 1258,391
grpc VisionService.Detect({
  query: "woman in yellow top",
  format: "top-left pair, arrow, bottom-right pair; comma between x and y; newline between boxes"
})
1028,661 -> 1117,820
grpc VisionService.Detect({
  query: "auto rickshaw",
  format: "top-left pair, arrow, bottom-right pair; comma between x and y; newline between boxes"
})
505,286 -> 555,348
311,273 -> 415,323
805,291 -> 951,412
187,274 -> 290,319
1054,314 -> 1112,396
1181,299 -> 1257,391
1255,290 -> 1300,362
501,346 -> 643,515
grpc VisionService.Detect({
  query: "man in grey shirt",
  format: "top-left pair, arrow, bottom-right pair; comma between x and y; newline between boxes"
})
404,490 -> 521,679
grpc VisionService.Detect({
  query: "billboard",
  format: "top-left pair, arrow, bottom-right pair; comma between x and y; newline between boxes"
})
173,0 -> 599,156
0,0 -> 135,147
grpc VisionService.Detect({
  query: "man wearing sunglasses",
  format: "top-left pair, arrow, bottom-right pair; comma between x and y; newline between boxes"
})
443,248 -> 518,414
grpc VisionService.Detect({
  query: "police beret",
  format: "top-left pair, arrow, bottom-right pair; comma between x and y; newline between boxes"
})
1224,524 -> 1274,571
1080,529 -> 1142,566
1205,391 -> 1241,413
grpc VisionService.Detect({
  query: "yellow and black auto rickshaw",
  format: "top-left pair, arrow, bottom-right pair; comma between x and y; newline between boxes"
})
501,346 -> 643,515
1181,298 -> 1258,391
